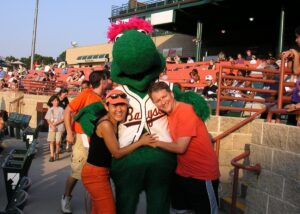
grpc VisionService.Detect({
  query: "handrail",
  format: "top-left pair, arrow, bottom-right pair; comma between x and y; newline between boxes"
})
213,107 -> 267,158
9,95 -> 24,113
230,150 -> 261,214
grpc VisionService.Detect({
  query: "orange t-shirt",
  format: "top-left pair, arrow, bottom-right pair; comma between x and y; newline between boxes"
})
168,102 -> 220,180
68,88 -> 102,134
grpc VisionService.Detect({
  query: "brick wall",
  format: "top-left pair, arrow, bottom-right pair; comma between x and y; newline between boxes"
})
244,122 -> 300,214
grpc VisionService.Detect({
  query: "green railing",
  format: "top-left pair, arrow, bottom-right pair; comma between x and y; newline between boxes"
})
111,0 -> 188,17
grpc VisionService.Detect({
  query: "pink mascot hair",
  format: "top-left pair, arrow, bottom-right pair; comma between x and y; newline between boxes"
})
107,16 -> 153,42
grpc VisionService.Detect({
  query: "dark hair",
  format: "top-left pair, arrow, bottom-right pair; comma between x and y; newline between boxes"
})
295,25 -> 300,35
47,95 -> 59,107
148,81 -> 171,98
81,80 -> 90,86
89,70 -> 107,88
191,69 -> 198,74
57,88 -> 68,96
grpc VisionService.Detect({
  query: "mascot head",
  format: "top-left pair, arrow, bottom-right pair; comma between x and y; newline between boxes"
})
108,17 -> 165,92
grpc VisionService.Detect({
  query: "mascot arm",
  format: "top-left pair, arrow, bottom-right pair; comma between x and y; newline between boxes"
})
173,86 -> 210,121
73,102 -> 107,136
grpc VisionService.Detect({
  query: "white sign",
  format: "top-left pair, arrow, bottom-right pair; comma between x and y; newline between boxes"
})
151,10 -> 174,25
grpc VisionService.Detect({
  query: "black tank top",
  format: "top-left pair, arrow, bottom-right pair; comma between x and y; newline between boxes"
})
87,120 -> 112,168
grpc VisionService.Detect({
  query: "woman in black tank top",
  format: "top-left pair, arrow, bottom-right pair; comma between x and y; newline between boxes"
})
81,89 -> 157,214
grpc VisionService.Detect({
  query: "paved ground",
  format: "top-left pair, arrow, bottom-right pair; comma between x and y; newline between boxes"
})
0,132 -> 148,214
0,132 -> 225,214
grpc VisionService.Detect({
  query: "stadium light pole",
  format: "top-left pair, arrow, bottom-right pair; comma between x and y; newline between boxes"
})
195,21 -> 203,62
30,0 -> 39,70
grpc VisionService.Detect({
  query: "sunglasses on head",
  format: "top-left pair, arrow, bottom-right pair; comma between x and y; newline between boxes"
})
108,93 -> 127,99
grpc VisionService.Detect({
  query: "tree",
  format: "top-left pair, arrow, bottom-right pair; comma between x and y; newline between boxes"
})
5,56 -> 18,62
20,54 -> 55,69
57,51 -> 66,62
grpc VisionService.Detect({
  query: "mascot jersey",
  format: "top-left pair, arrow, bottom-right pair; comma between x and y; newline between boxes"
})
115,84 -> 173,148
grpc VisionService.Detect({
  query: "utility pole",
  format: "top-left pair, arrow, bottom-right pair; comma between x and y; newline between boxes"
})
30,0 -> 39,70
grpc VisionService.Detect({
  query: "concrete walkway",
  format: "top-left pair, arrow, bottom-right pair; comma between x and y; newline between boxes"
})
0,133 -> 225,214
0,132 -> 149,214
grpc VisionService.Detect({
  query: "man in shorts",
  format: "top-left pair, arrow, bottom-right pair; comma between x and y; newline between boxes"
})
61,70 -> 108,213
148,81 -> 220,214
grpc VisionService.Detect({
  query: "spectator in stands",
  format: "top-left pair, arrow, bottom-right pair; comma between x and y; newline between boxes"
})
218,51 -> 226,61
189,69 -> 200,83
81,80 -> 91,91
207,59 -> 216,70
245,49 -> 253,61
281,25 -> 300,75
73,70 -> 85,83
0,79 -> 8,89
202,75 -> 218,100
148,82 -> 220,214
0,66 -> 6,79
61,70 -> 108,214
235,53 -> 245,64
49,72 -> 56,82
255,66 -> 279,102
284,79 -> 300,126
250,55 -> 257,65
266,56 -> 279,69
242,80 -> 255,99
61,68 -> 68,75
174,55 -> 182,64
45,95 -> 65,162
166,56 -> 174,64
187,57 -> 194,64
66,70 -> 76,82
221,73 -> 235,96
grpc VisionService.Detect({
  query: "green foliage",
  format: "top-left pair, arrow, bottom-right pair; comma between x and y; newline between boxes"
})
57,51 -> 66,62
20,57 -> 30,68
5,56 -> 18,62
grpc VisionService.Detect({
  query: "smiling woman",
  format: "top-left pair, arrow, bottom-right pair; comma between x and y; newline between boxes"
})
81,88 -> 157,214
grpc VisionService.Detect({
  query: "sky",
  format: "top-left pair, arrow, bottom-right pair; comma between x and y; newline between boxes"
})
0,0 -> 128,59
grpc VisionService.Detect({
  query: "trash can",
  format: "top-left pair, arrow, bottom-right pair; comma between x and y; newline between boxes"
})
7,113 -> 19,137
14,114 -> 31,139
22,127 -> 36,149
36,102 -> 48,132
2,156 -> 26,202
7,190 -> 28,210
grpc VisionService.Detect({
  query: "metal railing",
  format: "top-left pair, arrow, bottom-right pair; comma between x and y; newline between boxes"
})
212,107 -> 267,158
111,0 -> 190,17
9,95 -> 24,113
230,149 -> 261,214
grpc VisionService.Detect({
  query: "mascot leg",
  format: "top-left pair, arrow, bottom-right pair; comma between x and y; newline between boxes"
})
111,147 -> 176,214
144,149 -> 176,214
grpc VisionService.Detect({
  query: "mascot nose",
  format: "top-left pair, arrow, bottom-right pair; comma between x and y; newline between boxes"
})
112,30 -> 160,75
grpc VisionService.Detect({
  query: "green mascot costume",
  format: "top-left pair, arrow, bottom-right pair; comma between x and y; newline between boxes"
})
75,17 -> 210,214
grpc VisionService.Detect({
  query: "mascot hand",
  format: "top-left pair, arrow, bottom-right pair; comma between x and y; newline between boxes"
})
74,102 -> 107,136
173,86 -> 210,121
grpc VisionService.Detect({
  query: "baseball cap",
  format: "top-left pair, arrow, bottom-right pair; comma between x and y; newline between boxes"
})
205,75 -> 213,81
105,89 -> 128,105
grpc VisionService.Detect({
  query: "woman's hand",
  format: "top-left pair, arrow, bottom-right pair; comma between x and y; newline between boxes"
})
138,133 -> 158,146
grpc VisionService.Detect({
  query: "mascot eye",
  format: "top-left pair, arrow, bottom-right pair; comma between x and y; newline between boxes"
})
115,33 -> 123,42
137,29 -> 148,35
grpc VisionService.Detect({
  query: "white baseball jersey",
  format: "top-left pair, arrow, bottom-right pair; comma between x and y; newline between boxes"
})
116,85 -> 173,148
